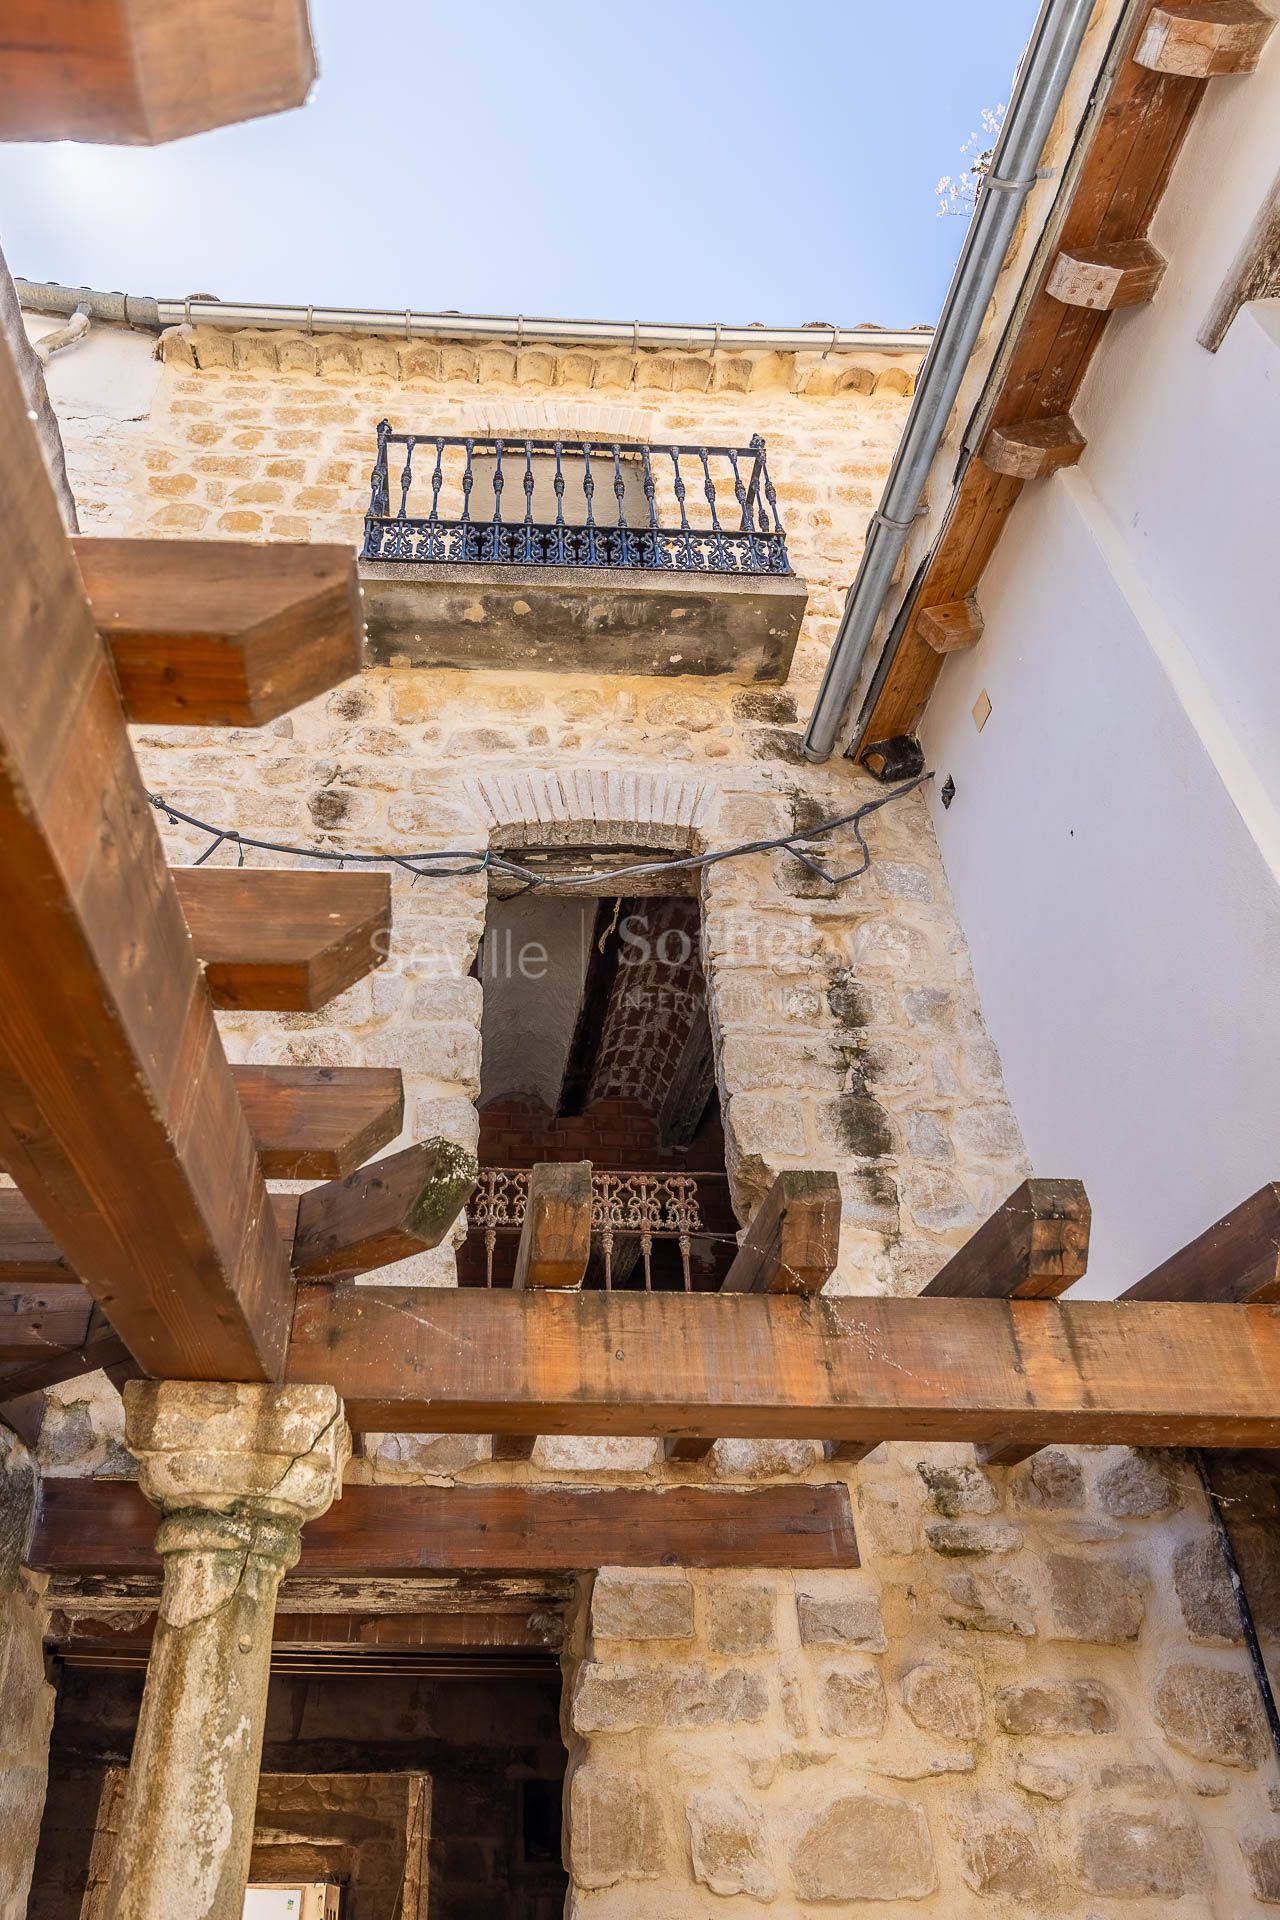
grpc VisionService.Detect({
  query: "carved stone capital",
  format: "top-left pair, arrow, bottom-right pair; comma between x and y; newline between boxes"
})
122,1380 -> 350,1527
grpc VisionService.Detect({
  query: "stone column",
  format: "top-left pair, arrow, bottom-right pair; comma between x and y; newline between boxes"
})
0,1429 -> 54,1920
106,1381 -> 350,1920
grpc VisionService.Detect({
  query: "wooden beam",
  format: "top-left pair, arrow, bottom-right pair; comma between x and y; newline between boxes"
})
173,868 -> 391,1012
0,326 -> 292,1381
0,1307 -> 131,1400
285,1286 -> 1280,1447
48,1609 -> 563,1655
981,1182 -> 1277,1467
857,0 -> 1210,749
31,1478 -> 860,1573
917,599 -> 985,654
0,0 -> 317,143
233,1065 -> 404,1179
512,1162 -> 592,1290
920,1178 -> 1091,1301
290,1140 -> 478,1280
1199,168 -> 1280,350
74,538 -> 361,726
1123,1183 -> 1280,1303
1047,237 -> 1169,310
0,1283 -> 94,1360
720,1171 -> 841,1296
0,1191 -> 75,1284
1135,0 -> 1275,76
980,415 -> 1087,480
925,1177 -> 1091,1468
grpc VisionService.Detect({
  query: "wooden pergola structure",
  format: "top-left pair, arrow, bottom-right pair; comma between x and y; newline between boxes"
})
2,0 -> 1280,1581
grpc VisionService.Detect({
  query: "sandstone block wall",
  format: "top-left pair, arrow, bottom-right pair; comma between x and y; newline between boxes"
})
22,320 -> 1280,1916
562,1447 -> 1280,1916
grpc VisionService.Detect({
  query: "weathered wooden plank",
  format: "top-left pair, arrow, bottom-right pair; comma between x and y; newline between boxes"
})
1123,1183 -> 1280,1304
980,415 -> 1087,479
855,5 -> 1209,751
291,1140 -> 478,1280
48,1609 -> 562,1654
1047,238 -> 1168,309
1199,168 -> 1280,350
0,1283 -> 93,1359
0,1307 -> 132,1400
31,1478 -> 860,1572
0,0 -> 316,143
0,1190 -> 75,1284
74,538 -> 361,725
917,599 -> 985,654
0,326 -> 292,1380
173,868 -> 391,1011
513,1162 -> 592,1290
921,1179 -> 1091,1301
233,1065 -> 404,1179
720,1171 -> 841,1296
1135,0 -> 1275,75
285,1286 -> 1280,1447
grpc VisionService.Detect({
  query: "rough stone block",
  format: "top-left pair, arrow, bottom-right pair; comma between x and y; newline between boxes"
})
942,1568 -> 1036,1638
1173,1537 -> 1241,1643
1045,1552 -> 1147,1644
790,1791 -> 936,1902
571,1663 -> 767,1734
570,1767 -> 665,1889
1153,1661 -> 1267,1768
917,1460 -> 999,1517
1076,1809 -> 1208,1897
706,1582 -> 777,1656
817,1663 -> 887,1737
955,1795 -> 1044,1897
797,1586 -> 887,1652
713,1439 -> 820,1481
993,1678 -> 1116,1736
901,1662 -> 984,1740
1097,1451 -> 1180,1517
1243,1828 -> 1280,1903
686,1788 -> 775,1900
592,1571 -> 694,1643
1009,1449 -> 1085,1510
925,1518 -> 1023,1557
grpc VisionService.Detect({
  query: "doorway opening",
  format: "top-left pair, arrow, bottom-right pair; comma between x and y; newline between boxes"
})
31,1639 -> 569,1920
462,881 -> 737,1290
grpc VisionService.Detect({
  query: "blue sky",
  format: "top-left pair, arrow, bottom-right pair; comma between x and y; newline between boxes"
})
0,0 -> 1039,328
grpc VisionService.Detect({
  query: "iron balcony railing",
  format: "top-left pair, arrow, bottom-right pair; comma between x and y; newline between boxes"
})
470,1167 -> 716,1290
361,423 -> 792,576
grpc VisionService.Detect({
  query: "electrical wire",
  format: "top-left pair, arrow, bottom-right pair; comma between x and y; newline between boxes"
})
147,773 -> 931,894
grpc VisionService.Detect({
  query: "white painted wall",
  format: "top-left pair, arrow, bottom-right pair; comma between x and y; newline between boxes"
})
920,46 -> 1280,1295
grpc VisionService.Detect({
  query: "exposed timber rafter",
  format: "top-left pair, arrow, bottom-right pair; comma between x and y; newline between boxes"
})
284,1283 -> 1280,1448
173,868 -> 391,1012
858,0 -> 1262,751
30,1478 -> 861,1573
0,328 -> 294,1381
0,0 -> 318,144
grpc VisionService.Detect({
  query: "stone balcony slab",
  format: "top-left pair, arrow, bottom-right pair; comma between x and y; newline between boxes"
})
360,560 -> 809,681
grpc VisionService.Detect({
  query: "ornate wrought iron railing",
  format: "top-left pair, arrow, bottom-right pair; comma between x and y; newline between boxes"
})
470,1167 -> 712,1290
361,423 -> 791,576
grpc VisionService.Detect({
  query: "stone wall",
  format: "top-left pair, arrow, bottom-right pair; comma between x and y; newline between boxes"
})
23,317 -> 1280,1915
563,1447 -> 1280,1916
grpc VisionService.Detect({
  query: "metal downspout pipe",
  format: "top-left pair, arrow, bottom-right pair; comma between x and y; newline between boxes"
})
802,0 -> 1098,763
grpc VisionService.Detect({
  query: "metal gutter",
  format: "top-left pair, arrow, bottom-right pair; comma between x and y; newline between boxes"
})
801,0 -> 1099,762
13,281 -> 931,358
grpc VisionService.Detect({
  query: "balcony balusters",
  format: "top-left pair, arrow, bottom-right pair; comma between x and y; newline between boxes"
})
362,425 -> 791,575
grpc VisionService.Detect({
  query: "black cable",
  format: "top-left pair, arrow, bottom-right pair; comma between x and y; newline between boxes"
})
1192,1450 -> 1280,1770
146,772 -> 932,895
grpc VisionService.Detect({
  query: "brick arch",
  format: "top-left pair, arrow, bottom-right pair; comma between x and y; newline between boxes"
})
463,768 -> 711,852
